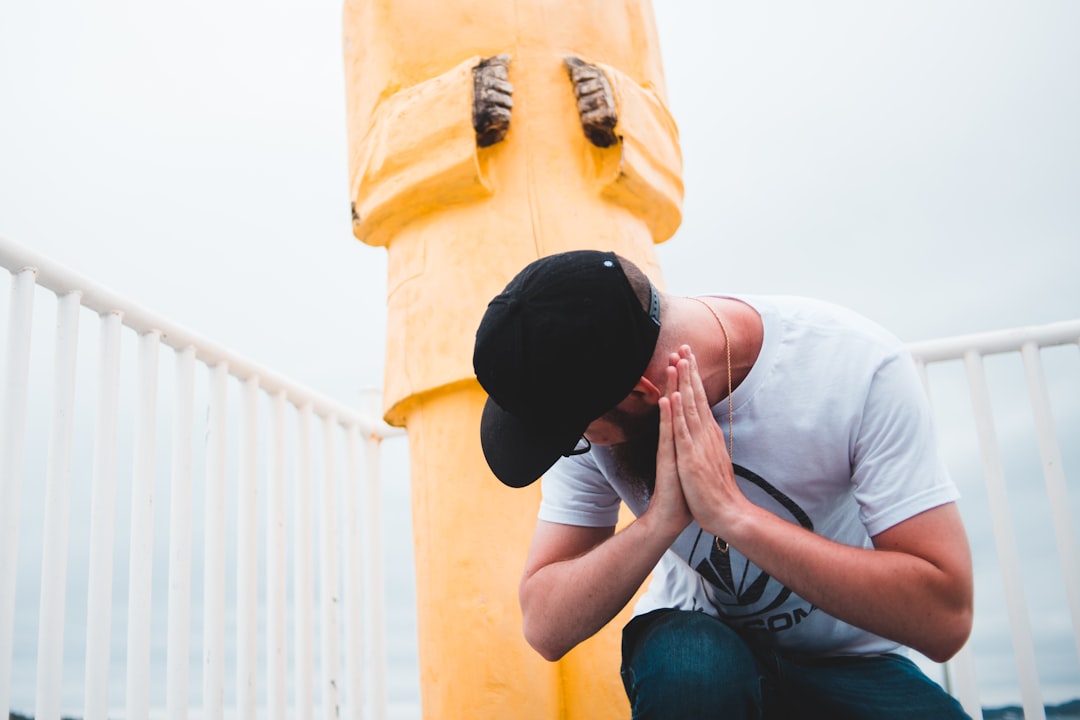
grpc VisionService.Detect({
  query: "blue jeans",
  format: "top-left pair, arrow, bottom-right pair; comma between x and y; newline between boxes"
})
620,609 -> 971,720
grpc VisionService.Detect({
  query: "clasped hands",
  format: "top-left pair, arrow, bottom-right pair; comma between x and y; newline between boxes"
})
649,345 -> 748,542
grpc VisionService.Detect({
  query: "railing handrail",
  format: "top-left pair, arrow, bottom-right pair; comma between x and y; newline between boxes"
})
908,319 -> 1080,362
0,234 -> 403,438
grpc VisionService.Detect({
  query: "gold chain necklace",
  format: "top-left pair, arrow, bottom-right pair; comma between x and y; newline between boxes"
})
690,297 -> 733,554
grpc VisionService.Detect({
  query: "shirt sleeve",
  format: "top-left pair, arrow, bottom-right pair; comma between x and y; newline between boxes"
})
851,348 -> 960,537
538,452 -> 623,528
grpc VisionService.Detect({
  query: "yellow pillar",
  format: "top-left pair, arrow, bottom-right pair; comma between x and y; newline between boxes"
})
342,2 -> 682,717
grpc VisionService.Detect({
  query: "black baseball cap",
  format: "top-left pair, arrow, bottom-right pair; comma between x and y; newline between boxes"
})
473,250 -> 661,488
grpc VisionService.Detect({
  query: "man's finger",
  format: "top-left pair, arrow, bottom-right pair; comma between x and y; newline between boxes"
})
657,396 -> 674,464
670,389 -> 694,449
676,355 -> 701,430
686,348 -> 714,417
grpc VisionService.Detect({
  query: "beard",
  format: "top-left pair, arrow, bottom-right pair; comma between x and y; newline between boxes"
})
607,405 -> 661,501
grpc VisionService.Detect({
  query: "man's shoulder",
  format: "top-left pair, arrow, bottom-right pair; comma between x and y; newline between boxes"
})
739,294 -> 905,354
539,452 -> 626,528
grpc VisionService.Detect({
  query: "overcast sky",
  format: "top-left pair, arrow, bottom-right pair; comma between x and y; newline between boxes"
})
2,0 -> 1078,715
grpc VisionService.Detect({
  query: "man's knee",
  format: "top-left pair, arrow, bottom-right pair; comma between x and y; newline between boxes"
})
621,610 -> 763,717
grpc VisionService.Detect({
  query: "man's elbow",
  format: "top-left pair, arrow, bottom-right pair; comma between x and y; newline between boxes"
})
918,604 -> 974,664
522,615 -> 571,663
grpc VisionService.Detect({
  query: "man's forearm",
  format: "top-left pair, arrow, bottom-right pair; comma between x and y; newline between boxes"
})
519,514 -> 681,662
721,502 -> 973,662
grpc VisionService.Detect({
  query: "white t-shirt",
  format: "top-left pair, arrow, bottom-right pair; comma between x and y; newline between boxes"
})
539,295 -> 959,657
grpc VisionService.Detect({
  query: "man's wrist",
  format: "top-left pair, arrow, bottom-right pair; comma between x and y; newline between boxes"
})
693,491 -> 759,549
638,504 -> 690,548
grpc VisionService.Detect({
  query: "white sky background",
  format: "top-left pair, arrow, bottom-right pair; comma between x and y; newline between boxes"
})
1,0 -> 1079,715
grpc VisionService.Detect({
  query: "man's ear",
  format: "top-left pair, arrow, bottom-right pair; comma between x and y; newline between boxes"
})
631,376 -> 662,405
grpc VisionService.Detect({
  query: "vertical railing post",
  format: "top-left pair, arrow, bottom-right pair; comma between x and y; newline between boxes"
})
125,329 -> 161,720
361,389 -> 387,720
294,403 -> 315,720
0,268 -> 37,717
963,349 -> 1046,720
343,423 -> 364,720
320,415 -> 341,720
165,345 -> 196,720
83,311 -> 124,720
942,650 -> 981,720
34,290 -> 82,720
203,362 -> 229,720
266,391 -> 288,720
238,376 -> 260,720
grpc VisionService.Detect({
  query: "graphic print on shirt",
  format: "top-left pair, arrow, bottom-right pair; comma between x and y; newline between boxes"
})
687,463 -> 815,632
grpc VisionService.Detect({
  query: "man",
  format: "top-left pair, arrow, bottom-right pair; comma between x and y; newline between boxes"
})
472,250 -> 974,719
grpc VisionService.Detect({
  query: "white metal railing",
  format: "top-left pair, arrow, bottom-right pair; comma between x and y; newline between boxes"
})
3,233 -> 1079,718
0,235 -> 405,720
911,320 -> 1080,720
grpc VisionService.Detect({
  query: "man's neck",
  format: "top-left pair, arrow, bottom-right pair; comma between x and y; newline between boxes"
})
682,295 -> 763,406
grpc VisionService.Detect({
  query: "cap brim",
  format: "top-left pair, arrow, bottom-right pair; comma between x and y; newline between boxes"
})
480,397 -> 581,488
